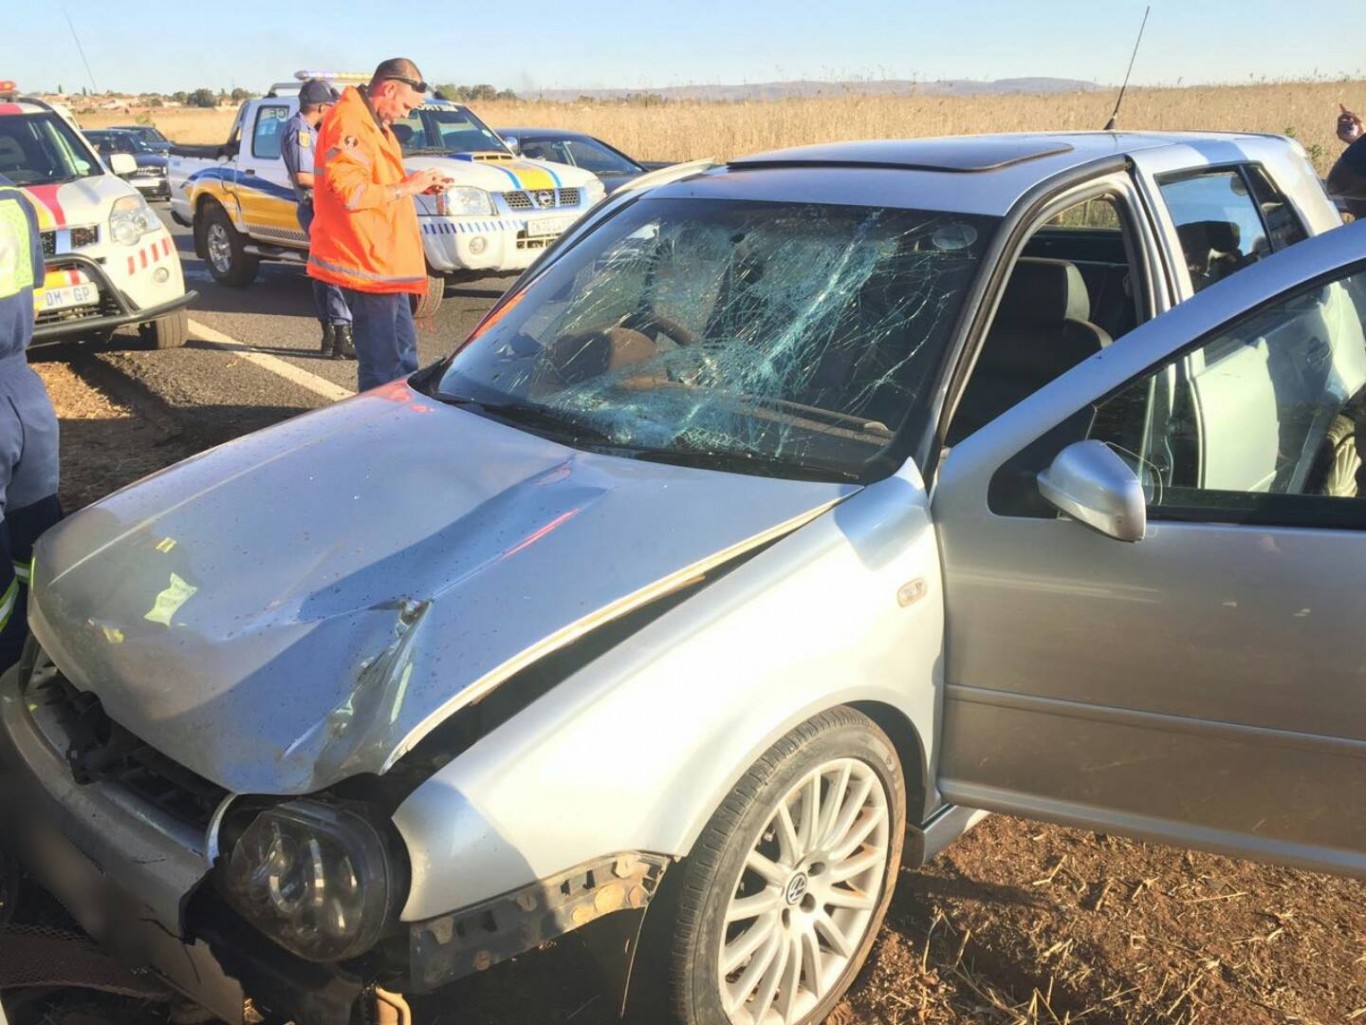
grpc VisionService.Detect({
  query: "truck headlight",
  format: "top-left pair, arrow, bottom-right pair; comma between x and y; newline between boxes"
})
436,186 -> 494,217
224,800 -> 400,962
584,179 -> 606,205
108,194 -> 160,245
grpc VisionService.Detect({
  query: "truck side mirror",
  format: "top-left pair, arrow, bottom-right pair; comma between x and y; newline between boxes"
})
108,152 -> 137,176
1037,440 -> 1147,542
502,136 -> 521,156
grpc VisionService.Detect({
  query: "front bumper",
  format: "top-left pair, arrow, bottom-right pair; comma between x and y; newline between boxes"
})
131,177 -> 171,200
0,664 -> 247,1021
0,652 -> 668,1022
0,660 -> 364,1025
420,210 -> 586,274
32,252 -> 195,346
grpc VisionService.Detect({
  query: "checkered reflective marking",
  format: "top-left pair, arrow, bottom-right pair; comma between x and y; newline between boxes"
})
422,220 -> 523,235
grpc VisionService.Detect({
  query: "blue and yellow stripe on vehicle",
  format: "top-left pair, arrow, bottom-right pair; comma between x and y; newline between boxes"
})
450,154 -> 562,191
187,167 -> 301,235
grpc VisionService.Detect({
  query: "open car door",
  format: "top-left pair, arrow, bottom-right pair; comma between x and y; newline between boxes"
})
931,220 -> 1366,879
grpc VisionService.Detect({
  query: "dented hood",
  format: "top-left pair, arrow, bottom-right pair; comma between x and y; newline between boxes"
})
30,383 -> 851,795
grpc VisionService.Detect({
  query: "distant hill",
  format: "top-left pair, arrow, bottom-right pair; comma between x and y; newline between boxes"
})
532,77 -> 1102,102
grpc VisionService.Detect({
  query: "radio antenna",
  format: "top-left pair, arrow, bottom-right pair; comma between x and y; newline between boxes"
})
1104,5 -> 1150,131
62,5 -> 99,94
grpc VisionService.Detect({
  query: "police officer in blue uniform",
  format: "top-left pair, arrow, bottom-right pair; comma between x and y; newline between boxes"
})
281,79 -> 355,360
0,175 -> 61,672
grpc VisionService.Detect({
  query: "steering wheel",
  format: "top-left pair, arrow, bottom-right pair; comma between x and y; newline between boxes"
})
619,307 -> 701,347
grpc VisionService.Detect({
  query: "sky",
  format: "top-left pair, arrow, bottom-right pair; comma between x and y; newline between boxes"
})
4,0 -> 1363,96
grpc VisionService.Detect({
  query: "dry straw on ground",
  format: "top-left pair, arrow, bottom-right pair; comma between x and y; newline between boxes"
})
83,79 -> 1365,176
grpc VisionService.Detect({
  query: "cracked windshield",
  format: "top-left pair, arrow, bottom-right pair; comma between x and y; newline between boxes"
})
434,197 -> 998,480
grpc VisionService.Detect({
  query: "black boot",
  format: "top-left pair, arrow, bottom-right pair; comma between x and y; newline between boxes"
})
320,323 -> 336,357
332,323 -> 357,361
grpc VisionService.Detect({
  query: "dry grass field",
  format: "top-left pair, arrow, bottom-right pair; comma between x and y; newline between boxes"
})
79,79 -> 1364,175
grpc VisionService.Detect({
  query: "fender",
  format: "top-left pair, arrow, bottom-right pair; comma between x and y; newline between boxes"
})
392,459 -> 947,921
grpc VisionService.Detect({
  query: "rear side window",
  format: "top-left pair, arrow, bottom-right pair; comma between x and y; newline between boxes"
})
1158,166 -> 1305,294
251,106 -> 290,160
1245,164 -> 1310,250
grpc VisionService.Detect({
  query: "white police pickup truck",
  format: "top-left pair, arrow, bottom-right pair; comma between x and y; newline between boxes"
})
169,73 -> 605,318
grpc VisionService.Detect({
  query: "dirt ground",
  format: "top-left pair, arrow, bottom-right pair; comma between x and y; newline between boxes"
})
24,363 -> 1366,1025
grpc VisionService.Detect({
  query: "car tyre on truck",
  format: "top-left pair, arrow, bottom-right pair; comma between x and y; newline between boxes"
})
412,271 -> 447,319
199,201 -> 260,287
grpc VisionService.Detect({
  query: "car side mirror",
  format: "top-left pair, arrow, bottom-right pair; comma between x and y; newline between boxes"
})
1037,440 -> 1147,542
108,152 -> 137,176
219,140 -> 239,160
502,136 -> 521,156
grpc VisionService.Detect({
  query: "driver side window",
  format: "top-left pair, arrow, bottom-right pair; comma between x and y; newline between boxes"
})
1090,267 -> 1366,521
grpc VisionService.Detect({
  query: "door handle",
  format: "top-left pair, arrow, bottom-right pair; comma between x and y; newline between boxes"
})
244,169 -> 256,176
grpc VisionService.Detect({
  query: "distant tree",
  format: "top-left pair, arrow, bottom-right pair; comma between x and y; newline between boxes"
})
57,83 -> 63,94
229,88 -> 252,102
171,91 -> 187,104
187,88 -> 218,109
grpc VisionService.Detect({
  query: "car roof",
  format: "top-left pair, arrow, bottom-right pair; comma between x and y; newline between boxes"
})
0,100 -> 53,117
651,131 -> 1305,217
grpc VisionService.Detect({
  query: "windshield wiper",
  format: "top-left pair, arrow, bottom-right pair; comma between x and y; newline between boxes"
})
440,395 -> 616,445
633,443 -> 863,483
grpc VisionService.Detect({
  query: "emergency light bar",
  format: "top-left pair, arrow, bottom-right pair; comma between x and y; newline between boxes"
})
294,70 -> 371,84
0,81 -> 18,100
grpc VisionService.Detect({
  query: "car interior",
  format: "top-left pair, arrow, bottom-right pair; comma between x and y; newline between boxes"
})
946,194 -> 1141,445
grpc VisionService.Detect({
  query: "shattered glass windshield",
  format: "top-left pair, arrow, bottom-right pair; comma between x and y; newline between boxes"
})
433,197 -> 997,481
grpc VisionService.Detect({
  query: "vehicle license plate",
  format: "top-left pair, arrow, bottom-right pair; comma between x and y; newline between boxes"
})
524,215 -> 575,238
42,283 -> 99,311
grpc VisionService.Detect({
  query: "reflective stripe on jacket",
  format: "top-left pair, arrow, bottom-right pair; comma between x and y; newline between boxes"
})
0,182 -> 43,362
306,87 -> 426,295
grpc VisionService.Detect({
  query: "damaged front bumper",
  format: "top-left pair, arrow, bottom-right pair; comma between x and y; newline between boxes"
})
0,660 -> 670,1023
0,663 -> 255,1022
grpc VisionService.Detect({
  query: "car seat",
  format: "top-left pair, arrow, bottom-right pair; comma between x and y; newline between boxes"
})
948,257 -> 1112,443
1176,220 -> 1246,291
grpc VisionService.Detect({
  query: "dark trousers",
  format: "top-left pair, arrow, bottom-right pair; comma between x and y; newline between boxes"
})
0,497 -> 62,672
0,363 -> 63,672
344,290 -> 419,392
297,202 -> 352,326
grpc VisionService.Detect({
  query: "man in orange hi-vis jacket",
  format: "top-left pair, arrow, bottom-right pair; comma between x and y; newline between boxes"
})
308,58 -> 447,391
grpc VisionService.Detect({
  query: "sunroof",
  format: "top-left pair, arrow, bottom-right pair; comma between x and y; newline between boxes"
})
729,137 -> 1075,174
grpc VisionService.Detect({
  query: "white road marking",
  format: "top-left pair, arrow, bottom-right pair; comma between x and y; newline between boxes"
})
188,318 -> 355,402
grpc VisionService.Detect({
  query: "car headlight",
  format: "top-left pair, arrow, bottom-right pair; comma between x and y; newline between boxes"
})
108,194 -> 160,245
436,186 -> 494,217
223,800 -> 401,962
584,179 -> 606,205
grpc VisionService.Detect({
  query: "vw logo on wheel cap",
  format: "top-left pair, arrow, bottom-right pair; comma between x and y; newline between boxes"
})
784,873 -> 809,905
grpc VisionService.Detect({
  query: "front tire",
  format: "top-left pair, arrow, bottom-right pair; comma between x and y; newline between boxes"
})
411,271 -> 446,319
139,307 -> 189,349
647,707 -> 906,1025
199,202 -> 259,287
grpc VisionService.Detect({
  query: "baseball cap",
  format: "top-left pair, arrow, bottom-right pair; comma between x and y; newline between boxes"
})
299,79 -> 338,106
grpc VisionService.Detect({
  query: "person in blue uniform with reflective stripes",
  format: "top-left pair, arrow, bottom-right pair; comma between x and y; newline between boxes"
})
281,79 -> 355,360
0,175 -> 61,672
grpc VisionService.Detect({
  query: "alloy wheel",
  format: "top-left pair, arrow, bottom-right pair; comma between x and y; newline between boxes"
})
717,757 -> 891,1024
206,223 -> 232,274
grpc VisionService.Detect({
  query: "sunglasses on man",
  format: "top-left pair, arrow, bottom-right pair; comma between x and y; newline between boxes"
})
386,76 -> 428,94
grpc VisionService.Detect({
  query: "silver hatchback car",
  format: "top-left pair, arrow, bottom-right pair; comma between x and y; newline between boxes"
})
3,134 -> 1364,1025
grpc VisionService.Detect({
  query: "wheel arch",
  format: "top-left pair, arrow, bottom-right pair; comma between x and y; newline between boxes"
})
846,699 -> 931,822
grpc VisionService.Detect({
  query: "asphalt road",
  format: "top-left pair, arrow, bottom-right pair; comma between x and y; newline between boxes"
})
56,206 -> 514,446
